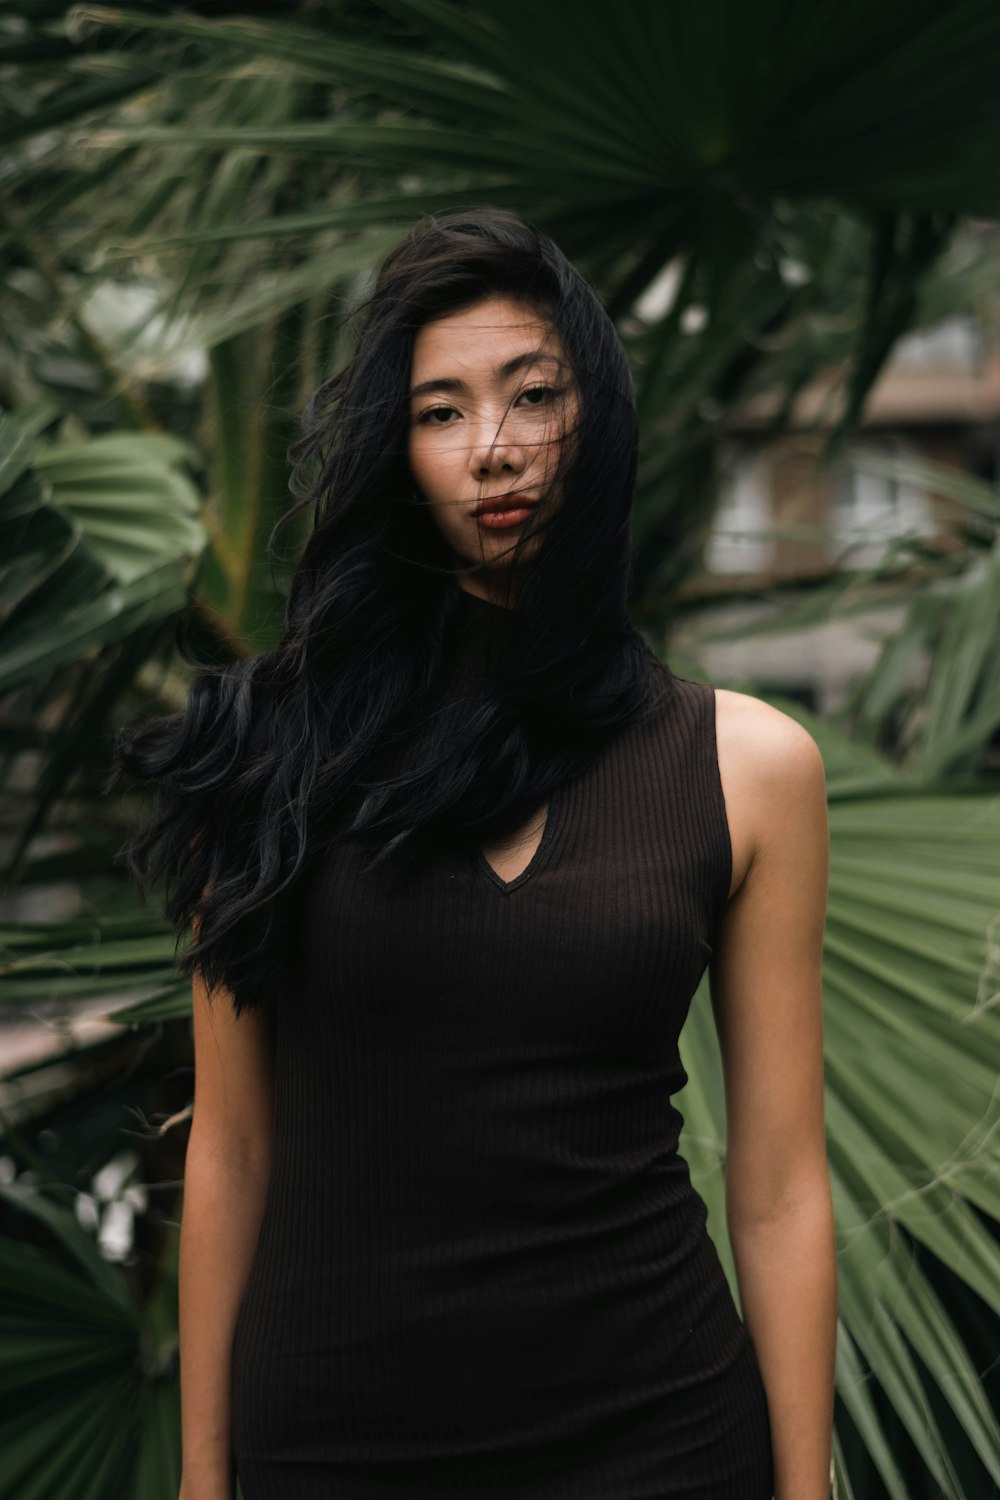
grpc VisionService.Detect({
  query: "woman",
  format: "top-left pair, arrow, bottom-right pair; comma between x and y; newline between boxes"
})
118,208 -> 836,1499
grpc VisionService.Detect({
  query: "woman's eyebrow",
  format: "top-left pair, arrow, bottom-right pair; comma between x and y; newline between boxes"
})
408,351 -> 567,399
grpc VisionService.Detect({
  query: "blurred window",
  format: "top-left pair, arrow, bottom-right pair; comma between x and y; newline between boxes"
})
706,443 -> 775,573
832,443 -> 934,567
890,316 -> 982,369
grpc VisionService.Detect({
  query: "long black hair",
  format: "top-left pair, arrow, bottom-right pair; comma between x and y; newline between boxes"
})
111,206 -> 665,1017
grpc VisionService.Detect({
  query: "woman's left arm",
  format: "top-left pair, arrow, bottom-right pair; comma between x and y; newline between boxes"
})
709,701 -> 837,1500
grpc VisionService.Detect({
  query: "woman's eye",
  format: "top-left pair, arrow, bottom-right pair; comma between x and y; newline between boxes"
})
517,384 -> 557,407
415,405 -> 457,425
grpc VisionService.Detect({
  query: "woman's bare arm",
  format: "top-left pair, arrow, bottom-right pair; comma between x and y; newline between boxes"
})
710,691 -> 836,1500
178,960 -> 275,1500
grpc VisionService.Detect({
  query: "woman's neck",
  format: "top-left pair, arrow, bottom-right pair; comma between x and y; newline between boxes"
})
454,580 -> 516,612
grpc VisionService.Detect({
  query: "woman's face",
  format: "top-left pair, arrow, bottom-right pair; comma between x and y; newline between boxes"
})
407,294 -> 579,599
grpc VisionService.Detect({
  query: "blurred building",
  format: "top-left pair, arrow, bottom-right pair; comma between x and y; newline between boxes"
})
684,317 -> 1000,712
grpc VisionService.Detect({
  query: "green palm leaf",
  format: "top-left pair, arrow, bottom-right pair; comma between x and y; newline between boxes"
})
681,755 -> 1000,1496
0,406 -> 204,693
0,1186 -> 179,1500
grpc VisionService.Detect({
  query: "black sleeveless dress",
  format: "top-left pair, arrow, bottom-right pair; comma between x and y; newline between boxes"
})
230,589 -> 774,1499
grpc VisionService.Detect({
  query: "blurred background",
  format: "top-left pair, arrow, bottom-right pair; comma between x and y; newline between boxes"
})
1,3 -> 999,1496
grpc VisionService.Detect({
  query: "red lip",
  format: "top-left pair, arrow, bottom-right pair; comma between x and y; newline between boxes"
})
472,491 -> 538,517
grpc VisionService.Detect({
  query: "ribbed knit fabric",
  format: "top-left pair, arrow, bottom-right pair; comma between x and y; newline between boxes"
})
230,589 -> 773,1499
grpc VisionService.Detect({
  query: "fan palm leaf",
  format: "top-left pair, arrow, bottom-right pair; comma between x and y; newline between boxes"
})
0,1183 -> 180,1500
680,743 -> 1000,1496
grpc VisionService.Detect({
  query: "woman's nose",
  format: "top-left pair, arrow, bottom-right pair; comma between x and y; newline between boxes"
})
470,426 -> 527,480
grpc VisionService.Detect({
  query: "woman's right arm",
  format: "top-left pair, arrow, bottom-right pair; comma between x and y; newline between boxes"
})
178,962 -> 275,1500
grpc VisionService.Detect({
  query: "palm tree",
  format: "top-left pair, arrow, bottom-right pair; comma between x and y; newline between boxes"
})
1,3 -> 999,1495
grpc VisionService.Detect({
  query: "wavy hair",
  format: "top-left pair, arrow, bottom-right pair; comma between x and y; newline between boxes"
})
111,206 -> 664,1016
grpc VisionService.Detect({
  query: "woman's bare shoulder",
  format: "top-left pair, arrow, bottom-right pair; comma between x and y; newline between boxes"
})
714,687 -> 825,900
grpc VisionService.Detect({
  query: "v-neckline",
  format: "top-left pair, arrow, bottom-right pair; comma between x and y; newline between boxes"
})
446,584 -> 565,895
473,783 -> 564,896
